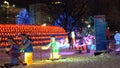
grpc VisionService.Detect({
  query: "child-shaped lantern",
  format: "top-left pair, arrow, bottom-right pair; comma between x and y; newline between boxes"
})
42,35 -> 60,60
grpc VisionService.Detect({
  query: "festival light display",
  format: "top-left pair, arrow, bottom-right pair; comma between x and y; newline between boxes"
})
16,8 -> 34,25
0,24 -> 68,47
114,32 -> 120,45
24,52 -> 33,65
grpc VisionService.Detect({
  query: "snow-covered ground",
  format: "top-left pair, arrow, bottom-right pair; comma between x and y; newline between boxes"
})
0,46 -> 120,68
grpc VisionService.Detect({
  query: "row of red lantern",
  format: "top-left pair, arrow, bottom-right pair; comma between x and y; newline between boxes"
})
0,24 -> 66,33
0,35 -> 67,41
0,24 -> 68,47
0,33 -> 66,36
0,37 -> 67,47
0,40 -> 51,47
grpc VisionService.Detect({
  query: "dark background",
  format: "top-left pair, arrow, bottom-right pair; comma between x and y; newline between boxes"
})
0,0 -> 120,32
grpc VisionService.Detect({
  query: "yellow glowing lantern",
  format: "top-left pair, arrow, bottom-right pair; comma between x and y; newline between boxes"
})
24,52 -> 33,65
71,31 -> 75,41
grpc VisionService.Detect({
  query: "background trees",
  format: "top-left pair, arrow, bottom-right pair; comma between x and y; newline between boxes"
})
0,0 -> 120,32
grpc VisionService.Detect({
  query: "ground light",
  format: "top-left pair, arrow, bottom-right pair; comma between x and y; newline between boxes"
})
31,54 -> 110,65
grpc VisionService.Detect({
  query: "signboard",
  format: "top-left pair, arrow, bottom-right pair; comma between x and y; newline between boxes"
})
94,15 -> 107,51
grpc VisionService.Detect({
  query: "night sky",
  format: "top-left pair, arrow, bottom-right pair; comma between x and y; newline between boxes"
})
0,0 -> 120,31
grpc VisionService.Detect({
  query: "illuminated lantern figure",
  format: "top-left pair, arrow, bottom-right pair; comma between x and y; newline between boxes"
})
84,34 -> 95,53
16,8 -> 34,25
42,35 -> 60,60
74,37 -> 88,53
71,31 -> 76,49
7,37 -> 20,65
114,31 -> 120,46
20,34 -> 33,65
74,40 -> 83,53
106,27 -> 110,40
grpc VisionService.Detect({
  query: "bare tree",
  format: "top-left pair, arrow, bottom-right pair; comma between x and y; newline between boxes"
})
44,0 -> 89,30
88,0 -> 120,31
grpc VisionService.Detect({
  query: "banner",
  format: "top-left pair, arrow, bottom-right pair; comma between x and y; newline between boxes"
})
94,15 -> 107,51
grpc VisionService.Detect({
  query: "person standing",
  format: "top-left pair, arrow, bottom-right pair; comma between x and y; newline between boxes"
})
20,34 -> 33,65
